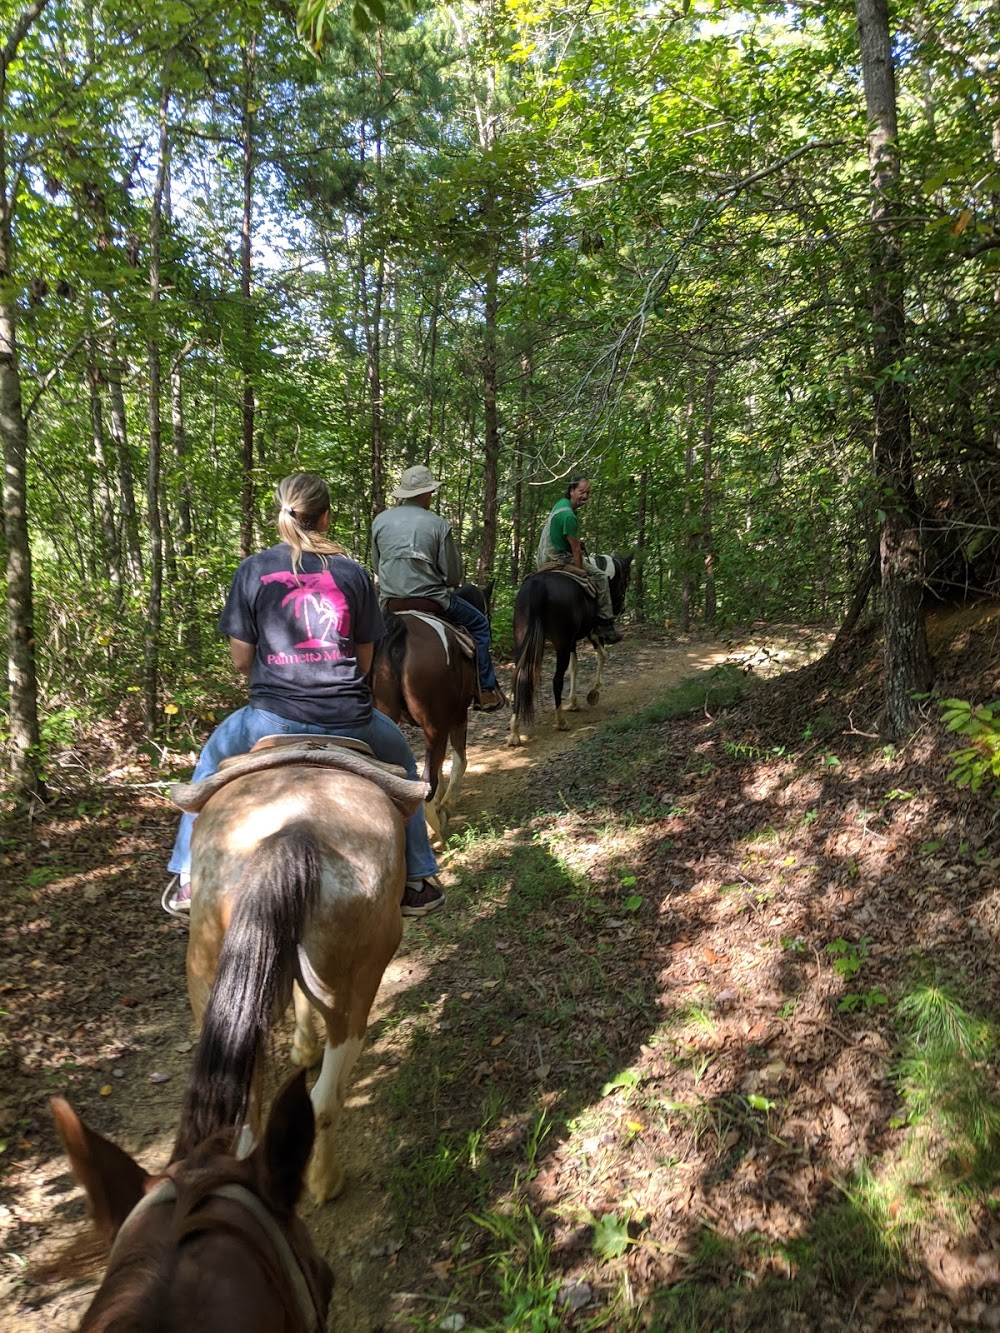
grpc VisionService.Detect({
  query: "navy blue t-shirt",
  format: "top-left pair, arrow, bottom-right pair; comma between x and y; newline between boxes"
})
218,545 -> 385,726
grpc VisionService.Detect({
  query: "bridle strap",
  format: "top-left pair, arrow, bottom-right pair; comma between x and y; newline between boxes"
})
107,1177 -> 323,1333
212,1183 -> 324,1333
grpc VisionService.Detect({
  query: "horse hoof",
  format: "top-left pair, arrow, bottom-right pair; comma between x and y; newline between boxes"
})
507,735 -> 522,748
566,701 -> 581,712
554,716 -> 569,732
586,690 -> 600,706
307,1161 -> 345,1205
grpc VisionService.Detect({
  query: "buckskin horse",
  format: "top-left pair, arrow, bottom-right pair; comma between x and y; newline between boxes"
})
370,581 -> 494,843
169,745 -> 427,1205
508,555 -> 632,747
51,1070 -> 332,1333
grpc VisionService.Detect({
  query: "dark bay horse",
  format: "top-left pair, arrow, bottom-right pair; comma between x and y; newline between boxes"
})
508,555 -> 632,747
180,763 -> 414,1203
51,1070 -> 333,1332
370,581 -> 494,842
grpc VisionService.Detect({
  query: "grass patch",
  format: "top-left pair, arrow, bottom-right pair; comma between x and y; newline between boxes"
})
603,663 -> 753,736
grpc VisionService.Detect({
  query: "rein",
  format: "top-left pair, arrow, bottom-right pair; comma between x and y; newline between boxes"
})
108,1177 -> 325,1333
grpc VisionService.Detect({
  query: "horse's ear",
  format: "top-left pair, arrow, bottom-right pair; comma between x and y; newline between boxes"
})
256,1071 -> 315,1212
50,1097 -> 150,1241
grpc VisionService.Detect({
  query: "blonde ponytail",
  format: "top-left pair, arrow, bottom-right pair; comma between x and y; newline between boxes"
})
274,473 -> 348,573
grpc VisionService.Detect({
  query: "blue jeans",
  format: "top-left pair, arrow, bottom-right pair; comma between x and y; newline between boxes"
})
442,594 -> 498,691
168,705 -> 438,883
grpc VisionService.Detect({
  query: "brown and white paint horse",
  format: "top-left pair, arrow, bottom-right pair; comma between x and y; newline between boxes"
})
371,581 -> 493,843
180,764 -> 406,1203
52,1071 -> 333,1333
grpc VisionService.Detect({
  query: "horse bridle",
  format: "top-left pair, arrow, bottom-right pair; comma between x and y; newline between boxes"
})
108,1177 -> 326,1332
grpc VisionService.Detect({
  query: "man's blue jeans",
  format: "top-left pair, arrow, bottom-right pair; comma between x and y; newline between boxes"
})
167,705 -> 438,882
441,594 -> 498,691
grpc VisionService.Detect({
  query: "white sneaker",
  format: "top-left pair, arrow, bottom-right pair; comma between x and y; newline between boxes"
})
161,874 -> 191,920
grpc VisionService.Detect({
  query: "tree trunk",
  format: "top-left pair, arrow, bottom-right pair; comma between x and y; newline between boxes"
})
0,1 -> 51,799
172,348 -> 200,656
143,79 -> 170,738
635,456 -> 648,622
105,340 -> 143,582
855,0 -> 932,736
85,332 -> 122,602
701,361 -> 717,625
239,33 -> 257,557
680,375 -> 697,632
479,253 -> 499,584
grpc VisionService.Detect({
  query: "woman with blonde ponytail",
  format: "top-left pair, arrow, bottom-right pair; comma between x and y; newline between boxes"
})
164,472 -> 443,920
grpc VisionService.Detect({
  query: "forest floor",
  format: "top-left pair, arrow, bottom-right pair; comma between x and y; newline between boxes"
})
3,608 -> 1000,1330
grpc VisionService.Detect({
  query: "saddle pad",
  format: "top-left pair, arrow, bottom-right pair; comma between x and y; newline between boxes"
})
171,743 -> 429,818
535,562 -> 598,596
219,733 -> 376,766
399,611 -> 476,661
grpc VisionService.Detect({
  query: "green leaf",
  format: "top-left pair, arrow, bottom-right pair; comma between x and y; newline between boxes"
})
591,1212 -> 631,1260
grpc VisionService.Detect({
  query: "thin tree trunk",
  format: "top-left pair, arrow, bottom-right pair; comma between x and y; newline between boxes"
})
855,0 -> 932,736
105,342 -> 143,582
701,361 -> 717,624
143,79 -> 170,738
479,254 -> 499,583
85,331 -> 122,601
0,0 -> 51,799
171,347 -> 200,655
680,376 -> 697,632
239,33 -> 257,557
635,455 -> 648,622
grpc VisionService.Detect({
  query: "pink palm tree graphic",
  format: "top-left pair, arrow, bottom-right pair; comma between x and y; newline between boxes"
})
260,571 -> 351,648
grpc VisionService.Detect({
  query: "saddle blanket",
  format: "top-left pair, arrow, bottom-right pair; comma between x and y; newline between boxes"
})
398,611 -> 476,663
170,734 -> 429,818
535,561 -> 598,597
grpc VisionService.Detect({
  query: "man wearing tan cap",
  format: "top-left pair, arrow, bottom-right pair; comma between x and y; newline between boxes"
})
371,465 -> 505,711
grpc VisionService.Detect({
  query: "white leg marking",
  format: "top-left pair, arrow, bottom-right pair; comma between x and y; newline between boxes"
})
439,746 -> 467,814
567,652 -> 580,711
307,1035 -> 365,1204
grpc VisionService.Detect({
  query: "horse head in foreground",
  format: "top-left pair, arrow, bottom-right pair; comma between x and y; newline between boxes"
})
371,581 -> 494,842
51,1070 -> 333,1333
174,744 -> 426,1203
508,555 -> 632,747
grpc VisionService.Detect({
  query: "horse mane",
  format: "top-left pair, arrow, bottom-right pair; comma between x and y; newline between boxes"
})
172,827 -> 321,1160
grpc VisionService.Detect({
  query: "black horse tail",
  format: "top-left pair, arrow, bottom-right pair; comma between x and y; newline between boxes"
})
172,824 -> 321,1160
512,578 -> 547,727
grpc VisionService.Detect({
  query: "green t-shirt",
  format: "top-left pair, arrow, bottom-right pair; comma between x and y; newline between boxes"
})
536,496 -> 579,567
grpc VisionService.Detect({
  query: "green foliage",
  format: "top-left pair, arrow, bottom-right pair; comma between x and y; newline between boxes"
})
939,698 -> 1000,795
895,983 -> 1000,1183
825,937 -> 871,982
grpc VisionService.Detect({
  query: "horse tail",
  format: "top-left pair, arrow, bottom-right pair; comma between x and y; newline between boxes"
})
512,578 -> 547,727
172,823 -> 321,1159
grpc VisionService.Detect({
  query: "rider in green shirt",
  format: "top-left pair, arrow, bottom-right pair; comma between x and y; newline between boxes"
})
535,477 -> 623,644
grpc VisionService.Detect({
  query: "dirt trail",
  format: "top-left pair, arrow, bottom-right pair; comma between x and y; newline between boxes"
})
4,631 -> 817,1332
